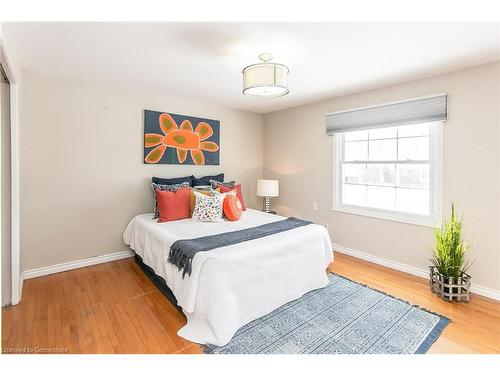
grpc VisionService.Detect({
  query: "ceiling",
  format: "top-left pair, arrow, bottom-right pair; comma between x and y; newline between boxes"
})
4,22 -> 500,114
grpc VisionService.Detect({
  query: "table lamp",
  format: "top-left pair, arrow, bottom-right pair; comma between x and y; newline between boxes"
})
256,179 -> 279,213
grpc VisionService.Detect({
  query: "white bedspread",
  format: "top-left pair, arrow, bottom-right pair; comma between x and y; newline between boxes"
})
123,209 -> 333,346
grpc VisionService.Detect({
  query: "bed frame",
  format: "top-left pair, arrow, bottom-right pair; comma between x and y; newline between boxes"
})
134,253 -> 182,312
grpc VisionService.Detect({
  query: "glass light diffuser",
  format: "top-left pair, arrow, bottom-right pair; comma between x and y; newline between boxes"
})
242,54 -> 289,99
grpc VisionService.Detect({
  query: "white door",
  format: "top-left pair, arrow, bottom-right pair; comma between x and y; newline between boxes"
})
1,60 -> 12,307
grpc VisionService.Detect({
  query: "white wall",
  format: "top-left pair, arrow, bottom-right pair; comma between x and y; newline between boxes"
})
20,71 -> 264,271
264,62 -> 500,293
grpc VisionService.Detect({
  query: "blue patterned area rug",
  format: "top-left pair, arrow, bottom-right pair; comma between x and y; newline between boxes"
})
204,273 -> 449,354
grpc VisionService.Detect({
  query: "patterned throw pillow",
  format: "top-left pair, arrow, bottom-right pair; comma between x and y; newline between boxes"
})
151,182 -> 190,219
192,190 -> 225,222
189,187 -> 215,216
209,179 -> 235,189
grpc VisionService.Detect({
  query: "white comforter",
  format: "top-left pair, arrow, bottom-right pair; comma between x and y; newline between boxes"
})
123,209 -> 333,346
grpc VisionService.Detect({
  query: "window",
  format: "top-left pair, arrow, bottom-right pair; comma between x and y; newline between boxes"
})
334,122 -> 442,227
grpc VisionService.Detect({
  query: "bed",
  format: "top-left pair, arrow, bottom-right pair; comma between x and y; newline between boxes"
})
123,208 -> 333,346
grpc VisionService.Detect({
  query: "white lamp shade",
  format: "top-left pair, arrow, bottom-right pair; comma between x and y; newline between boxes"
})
243,63 -> 288,98
256,179 -> 279,197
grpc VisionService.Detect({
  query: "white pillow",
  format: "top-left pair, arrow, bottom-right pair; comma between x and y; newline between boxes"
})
192,190 -> 225,222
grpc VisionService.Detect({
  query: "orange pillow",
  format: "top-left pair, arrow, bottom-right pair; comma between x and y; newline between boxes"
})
156,187 -> 191,222
219,184 -> 246,211
223,195 -> 243,221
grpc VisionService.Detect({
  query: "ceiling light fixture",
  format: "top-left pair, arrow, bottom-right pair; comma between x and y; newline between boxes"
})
242,53 -> 289,99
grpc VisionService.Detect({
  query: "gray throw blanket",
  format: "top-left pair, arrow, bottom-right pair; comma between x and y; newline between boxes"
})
168,217 -> 312,278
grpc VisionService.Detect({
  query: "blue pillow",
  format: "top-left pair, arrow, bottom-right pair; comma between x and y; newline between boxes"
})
152,175 -> 193,187
192,173 -> 224,187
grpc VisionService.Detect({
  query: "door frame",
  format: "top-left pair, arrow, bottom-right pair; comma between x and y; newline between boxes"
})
0,39 -> 21,305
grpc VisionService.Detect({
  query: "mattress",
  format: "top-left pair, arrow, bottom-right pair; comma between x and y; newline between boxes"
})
123,209 -> 333,346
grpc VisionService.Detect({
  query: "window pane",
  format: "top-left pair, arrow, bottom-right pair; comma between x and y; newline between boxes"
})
367,186 -> 395,210
367,163 -> 395,186
344,141 -> 368,161
398,137 -> 429,161
397,123 -> 429,137
396,164 -> 430,188
396,188 -> 429,215
345,130 -> 368,141
369,127 -> 397,140
342,184 -> 366,206
342,163 -> 366,184
369,139 -> 396,161
336,122 -> 439,222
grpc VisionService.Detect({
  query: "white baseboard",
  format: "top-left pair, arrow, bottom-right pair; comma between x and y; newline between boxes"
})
470,284 -> 500,301
333,243 -> 429,279
23,250 -> 134,280
333,243 -> 500,301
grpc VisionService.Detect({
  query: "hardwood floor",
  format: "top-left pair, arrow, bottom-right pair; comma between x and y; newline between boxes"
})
2,253 -> 499,354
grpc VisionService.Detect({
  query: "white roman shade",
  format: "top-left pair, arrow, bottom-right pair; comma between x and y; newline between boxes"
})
326,93 -> 447,135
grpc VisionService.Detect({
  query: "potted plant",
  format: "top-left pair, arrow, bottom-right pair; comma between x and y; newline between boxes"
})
429,204 -> 472,302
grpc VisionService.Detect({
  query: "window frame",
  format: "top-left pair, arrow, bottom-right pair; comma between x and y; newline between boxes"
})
333,121 -> 443,227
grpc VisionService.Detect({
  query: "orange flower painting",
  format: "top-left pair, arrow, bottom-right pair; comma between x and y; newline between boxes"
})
144,110 -> 220,165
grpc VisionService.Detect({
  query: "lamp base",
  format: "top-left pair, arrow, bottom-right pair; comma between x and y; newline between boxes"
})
263,196 -> 272,213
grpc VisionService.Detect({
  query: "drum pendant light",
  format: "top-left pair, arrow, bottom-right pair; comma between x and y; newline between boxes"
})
242,53 -> 289,99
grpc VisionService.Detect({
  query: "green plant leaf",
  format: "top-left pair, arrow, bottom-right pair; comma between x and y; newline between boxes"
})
430,203 -> 471,278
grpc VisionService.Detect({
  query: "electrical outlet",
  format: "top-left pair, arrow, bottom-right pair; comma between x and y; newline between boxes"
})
312,202 -> 318,210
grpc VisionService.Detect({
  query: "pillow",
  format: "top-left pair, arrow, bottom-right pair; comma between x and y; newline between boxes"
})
209,179 -> 235,189
223,195 -> 243,221
192,173 -> 224,187
151,182 -> 190,219
218,184 -> 246,211
192,190 -> 225,222
189,187 -> 215,216
152,175 -> 193,187
192,185 -> 211,190
156,187 -> 191,223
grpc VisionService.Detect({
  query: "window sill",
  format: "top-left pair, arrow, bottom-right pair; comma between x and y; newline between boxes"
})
333,204 -> 439,228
